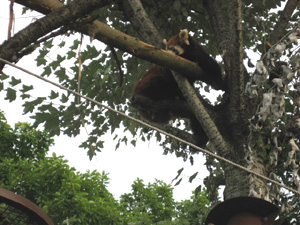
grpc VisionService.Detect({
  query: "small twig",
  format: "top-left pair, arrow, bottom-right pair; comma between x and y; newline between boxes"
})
8,0 -> 15,39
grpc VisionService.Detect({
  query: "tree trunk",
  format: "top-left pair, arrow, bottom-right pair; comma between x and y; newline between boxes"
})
223,145 -> 268,199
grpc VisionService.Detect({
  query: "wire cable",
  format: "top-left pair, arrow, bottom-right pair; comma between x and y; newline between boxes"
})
0,57 -> 299,196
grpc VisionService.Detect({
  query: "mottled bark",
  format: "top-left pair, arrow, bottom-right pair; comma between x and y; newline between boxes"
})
223,147 -> 268,199
172,72 -> 228,157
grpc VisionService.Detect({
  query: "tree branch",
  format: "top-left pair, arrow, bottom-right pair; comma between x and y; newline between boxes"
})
0,0 -> 111,71
172,72 -> 228,156
15,0 -> 64,14
267,0 -> 299,49
119,0 -> 163,48
7,0 -> 225,90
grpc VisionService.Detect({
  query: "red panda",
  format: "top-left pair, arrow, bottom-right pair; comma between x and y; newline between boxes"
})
133,65 -> 182,124
165,29 -> 224,90
132,29 -> 222,147
133,29 -> 223,123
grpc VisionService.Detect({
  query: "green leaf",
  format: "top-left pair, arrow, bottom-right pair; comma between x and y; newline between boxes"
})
36,49 -> 49,66
194,185 -> 202,196
23,101 -> 35,114
55,68 -> 67,82
43,39 -> 53,48
131,139 -> 136,147
61,94 -> 69,103
172,168 -> 184,183
42,66 -> 52,77
49,91 -> 59,99
174,178 -> 182,186
23,97 -> 46,114
70,40 -> 81,50
5,88 -> 16,102
21,84 -> 33,93
67,51 -> 77,59
32,112 -> 60,136
49,60 -> 60,70
88,145 -> 96,160
20,93 -> 30,99
58,40 -> 65,48
189,172 -> 198,183
9,76 -> 21,86
36,57 -> 47,66
0,73 -> 9,80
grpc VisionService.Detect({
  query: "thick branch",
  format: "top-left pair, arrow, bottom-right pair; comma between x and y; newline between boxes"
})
119,0 -> 163,48
9,0 -> 225,90
172,72 -> 228,156
0,0 -> 111,71
267,0 -> 299,48
15,0 -> 64,14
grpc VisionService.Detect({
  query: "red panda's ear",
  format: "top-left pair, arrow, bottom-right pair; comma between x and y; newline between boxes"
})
163,39 -> 167,46
179,29 -> 190,45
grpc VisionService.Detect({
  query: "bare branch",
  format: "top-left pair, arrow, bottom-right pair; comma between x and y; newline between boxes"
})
172,72 -> 228,156
15,0 -> 64,14
8,0 -> 14,39
119,0 -> 163,48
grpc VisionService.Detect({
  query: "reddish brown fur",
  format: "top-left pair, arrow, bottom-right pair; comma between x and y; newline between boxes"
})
133,65 -> 182,123
165,30 -> 224,89
133,30 -> 223,125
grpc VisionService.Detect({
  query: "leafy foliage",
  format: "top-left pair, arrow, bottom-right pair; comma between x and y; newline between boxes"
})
120,178 -> 175,224
120,178 -> 211,225
0,111 -> 53,162
0,111 -> 121,224
1,0 -> 290,161
0,113 -> 212,224
1,0 -> 300,223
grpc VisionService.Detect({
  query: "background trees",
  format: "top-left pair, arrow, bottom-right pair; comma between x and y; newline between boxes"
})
0,0 -> 299,223
0,111 -> 210,224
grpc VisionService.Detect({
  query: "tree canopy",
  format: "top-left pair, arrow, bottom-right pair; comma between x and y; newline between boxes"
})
0,0 -> 300,223
0,111 -> 211,224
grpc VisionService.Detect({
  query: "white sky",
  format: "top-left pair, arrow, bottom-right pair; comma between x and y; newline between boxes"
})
0,1 -> 209,201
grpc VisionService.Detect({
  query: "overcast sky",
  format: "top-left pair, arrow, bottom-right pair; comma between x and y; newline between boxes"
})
0,1 -> 209,201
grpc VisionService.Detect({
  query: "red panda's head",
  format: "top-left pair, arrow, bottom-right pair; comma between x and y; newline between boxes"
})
164,29 -> 190,55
